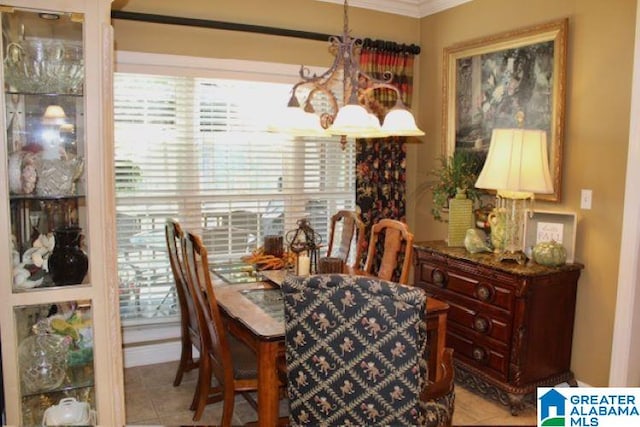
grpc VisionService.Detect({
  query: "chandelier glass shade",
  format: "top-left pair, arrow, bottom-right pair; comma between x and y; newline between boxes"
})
274,98 -> 328,137
269,0 -> 424,144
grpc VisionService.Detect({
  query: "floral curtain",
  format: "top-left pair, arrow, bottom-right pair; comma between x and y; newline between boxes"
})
355,40 -> 418,271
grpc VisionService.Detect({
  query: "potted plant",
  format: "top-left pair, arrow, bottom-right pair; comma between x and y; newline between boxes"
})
430,150 -> 483,222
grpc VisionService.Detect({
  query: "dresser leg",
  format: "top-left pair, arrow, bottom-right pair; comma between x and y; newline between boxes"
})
507,393 -> 526,415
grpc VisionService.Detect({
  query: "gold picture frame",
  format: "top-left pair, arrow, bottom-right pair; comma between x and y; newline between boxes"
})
442,19 -> 568,202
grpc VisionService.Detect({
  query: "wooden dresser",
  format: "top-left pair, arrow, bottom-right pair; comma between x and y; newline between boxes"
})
413,241 -> 583,414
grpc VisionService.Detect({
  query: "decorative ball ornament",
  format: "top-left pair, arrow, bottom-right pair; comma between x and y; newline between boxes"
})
532,241 -> 567,266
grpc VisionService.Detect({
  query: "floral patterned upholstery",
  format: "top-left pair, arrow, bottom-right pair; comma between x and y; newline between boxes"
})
282,274 -> 454,426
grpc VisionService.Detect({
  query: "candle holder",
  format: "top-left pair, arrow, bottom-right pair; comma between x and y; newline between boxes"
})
285,218 -> 322,275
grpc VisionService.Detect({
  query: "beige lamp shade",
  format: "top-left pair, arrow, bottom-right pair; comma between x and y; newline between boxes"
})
475,128 -> 554,197
42,105 -> 67,125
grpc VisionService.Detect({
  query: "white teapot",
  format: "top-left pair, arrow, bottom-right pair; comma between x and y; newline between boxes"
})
42,397 -> 91,426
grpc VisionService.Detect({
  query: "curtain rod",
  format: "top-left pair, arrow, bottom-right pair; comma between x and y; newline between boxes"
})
110,10 -> 420,55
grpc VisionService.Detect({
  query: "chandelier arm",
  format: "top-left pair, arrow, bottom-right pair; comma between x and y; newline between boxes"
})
306,87 -> 339,124
297,65 -> 334,84
363,81 -> 402,96
359,69 -> 394,86
295,36 -> 343,85
359,78 -> 406,108
287,81 -> 309,107
351,43 -> 401,103
320,112 -> 335,129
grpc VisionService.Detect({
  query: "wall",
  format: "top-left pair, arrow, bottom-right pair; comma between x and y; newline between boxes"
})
412,0 -> 636,386
111,0 -> 419,66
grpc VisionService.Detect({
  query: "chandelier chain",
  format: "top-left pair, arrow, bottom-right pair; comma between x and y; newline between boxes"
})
343,0 -> 349,36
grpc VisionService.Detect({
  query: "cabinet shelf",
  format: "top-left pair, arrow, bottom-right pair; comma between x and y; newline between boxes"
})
5,90 -> 83,97
21,364 -> 94,399
10,194 -> 85,201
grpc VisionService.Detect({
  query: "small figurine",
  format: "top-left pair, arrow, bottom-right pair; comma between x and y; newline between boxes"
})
464,228 -> 492,254
13,233 -> 55,289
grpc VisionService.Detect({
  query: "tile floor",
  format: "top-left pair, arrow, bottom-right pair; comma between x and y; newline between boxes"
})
124,360 -> 537,426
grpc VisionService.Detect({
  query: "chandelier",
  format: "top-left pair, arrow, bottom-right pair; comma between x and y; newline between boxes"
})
270,0 -> 424,148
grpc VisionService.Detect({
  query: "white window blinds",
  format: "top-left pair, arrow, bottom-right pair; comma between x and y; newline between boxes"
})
114,59 -> 356,324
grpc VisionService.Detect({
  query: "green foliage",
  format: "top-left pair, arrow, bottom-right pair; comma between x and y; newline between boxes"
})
430,151 -> 483,222
115,159 -> 142,192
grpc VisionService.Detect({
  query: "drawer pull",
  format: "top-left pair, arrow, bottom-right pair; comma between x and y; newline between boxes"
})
432,269 -> 446,287
472,346 -> 487,362
473,316 -> 490,333
475,284 -> 493,302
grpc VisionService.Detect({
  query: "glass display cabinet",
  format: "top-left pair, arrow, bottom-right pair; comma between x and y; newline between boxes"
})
0,1 -> 124,425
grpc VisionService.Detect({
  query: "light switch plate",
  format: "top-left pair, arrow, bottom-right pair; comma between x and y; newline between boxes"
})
581,189 -> 592,210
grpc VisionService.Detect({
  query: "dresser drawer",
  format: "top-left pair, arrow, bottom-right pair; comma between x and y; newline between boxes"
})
422,283 -> 512,344
418,262 -> 515,312
447,297 -> 512,344
448,324 -> 510,380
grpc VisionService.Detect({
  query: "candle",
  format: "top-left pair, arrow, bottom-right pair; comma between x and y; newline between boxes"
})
298,254 -> 310,276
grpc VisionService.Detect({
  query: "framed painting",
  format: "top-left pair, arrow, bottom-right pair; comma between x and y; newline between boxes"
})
442,19 -> 568,202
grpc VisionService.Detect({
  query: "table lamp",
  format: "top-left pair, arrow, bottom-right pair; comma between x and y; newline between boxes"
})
474,122 -> 553,263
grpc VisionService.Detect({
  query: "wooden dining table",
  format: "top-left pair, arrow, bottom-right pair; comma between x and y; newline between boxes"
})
212,268 -> 450,427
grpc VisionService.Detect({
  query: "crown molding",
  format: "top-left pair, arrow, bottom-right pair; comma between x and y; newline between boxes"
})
418,0 -> 474,16
315,0 -> 474,18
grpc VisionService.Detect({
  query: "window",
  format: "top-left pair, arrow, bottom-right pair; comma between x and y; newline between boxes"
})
114,53 -> 356,324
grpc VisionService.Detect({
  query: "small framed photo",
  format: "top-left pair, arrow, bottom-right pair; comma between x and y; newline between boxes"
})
523,210 -> 577,263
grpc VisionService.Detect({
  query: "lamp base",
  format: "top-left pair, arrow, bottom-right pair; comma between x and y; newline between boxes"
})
497,250 -> 528,265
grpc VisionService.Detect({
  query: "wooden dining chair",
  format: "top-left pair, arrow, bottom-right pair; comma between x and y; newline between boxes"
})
165,218 -> 200,387
181,230 -> 260,424
363,218 -> 415,285
325,210 -> 366,269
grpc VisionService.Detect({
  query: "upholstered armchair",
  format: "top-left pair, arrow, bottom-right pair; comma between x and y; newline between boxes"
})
282,274 -> 455,427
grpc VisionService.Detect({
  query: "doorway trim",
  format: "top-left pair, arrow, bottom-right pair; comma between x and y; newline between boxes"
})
609,0 -> 640,387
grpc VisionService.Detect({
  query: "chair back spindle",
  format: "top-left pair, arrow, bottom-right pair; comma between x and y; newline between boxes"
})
363,218 -> 415,284
326,210 -> 366,269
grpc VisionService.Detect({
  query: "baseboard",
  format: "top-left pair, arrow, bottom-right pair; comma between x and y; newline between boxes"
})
122,321 -> 181,367
555,380 -> 591,387
123,340 -> 181,368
